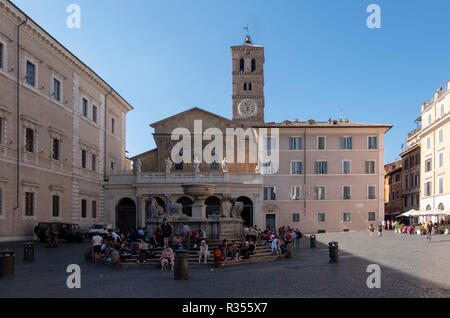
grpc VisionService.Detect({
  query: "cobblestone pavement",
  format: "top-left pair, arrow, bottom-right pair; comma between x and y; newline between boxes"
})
0,231 -> 449,298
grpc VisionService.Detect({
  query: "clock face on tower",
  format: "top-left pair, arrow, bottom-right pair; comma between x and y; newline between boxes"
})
238,99 -> 257,118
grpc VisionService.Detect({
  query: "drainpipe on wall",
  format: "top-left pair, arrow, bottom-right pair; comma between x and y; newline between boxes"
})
303,128 -> 307,216
103,90 -> 112,181
13,18 -> 28,237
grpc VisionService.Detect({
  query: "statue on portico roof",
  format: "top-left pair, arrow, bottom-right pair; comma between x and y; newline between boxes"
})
135,158 -> 142,173
221,157 -> 228,173
193,154 -> 201,173
165,157 -> 172,174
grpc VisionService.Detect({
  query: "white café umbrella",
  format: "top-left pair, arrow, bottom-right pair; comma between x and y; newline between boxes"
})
399,209 -> 419,217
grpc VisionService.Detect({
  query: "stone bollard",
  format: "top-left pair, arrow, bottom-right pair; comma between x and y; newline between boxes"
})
310,235 -> 317,248
328,241 -> 339,263
111,250 -> 121,270
23,242 -> 34,262
285,242 -> 294,259
174,250 -> 189,280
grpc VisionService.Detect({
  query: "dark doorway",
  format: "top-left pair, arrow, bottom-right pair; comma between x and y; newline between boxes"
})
116,197 -> 136,233
205,196 -> 221,217
177,197 -> 193,217
266,214 -> 276,231
237,196 -> 253,226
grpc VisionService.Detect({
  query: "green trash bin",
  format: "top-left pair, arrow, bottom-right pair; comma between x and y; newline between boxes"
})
310,235 -> 317,248
0,251 -> 15,278
328,241 -> 339,263
174,250 -> 189,280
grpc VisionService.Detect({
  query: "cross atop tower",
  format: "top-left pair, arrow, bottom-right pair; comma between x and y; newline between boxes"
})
243,24 -> 253,45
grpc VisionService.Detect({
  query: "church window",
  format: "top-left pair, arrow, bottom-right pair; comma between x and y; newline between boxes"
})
251,59 -> 256,72
240,59 -> 244,72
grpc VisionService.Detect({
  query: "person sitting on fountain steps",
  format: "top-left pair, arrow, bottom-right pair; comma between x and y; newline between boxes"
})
137,239 -> 150,264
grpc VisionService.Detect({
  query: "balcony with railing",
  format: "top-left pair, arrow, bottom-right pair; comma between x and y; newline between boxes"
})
407,126 -> 421,138
106,171 -> 264,186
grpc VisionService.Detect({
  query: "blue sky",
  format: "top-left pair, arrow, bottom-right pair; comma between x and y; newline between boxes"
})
11,0 -> 450,163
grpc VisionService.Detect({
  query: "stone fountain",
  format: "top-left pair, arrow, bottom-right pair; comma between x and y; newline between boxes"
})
145,184 -> 244,240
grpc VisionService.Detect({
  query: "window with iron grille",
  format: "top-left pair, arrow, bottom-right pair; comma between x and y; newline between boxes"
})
81,199 -> 87,218
25,192 -> 34,216
92,200 -> 97,219
92,105 -> 97,123
343,212 -> 351,222
92,154 -> 96,171
52,138 -> 60,160
318,213 -> 326,222
81,150 -> 87,168
25,128 -> 34,153
52,195 -> 60,217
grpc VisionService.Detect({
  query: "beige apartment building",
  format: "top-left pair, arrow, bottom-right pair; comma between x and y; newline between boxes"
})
0,0 -> 132,241
400,129 -> 421,213
418,81 -> 450,217
384,160 -> 402,220
257,121 -> 390,233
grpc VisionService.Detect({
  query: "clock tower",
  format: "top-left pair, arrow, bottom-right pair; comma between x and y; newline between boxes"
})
231,34 -> 265,124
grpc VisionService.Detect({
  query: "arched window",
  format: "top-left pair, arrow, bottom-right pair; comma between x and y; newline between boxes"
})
249,83 -> 252,91
243,83 -> 247,91
251,59 -> 256,72
240,59 -> 244,72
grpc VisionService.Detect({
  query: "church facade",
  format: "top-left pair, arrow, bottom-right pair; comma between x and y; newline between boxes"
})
105,35 -> 391,234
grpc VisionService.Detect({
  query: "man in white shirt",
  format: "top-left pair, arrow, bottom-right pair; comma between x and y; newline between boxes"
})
108,229 -> 120,242
271,236 -> 280,256
91,232 -> 103,264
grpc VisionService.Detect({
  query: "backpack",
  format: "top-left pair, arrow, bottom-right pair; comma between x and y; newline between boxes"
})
214,248 -> 222,261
